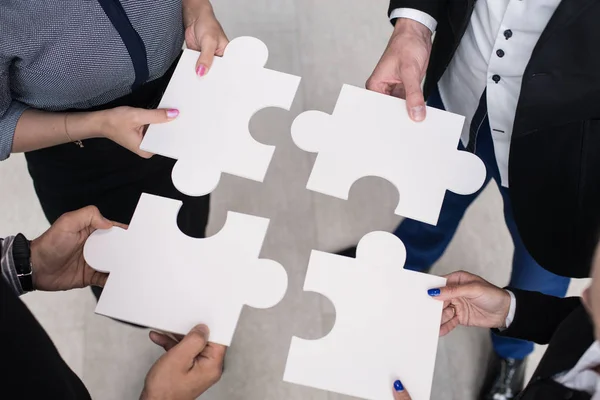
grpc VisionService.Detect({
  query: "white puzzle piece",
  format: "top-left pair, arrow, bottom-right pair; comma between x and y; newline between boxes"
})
83,193 -> 288,346
141,36 -> 301,197
291,84 -> 486,225
284,232 -> 446,400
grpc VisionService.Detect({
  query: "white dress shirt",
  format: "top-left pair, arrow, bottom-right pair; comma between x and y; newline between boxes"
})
391,0 -> 561,187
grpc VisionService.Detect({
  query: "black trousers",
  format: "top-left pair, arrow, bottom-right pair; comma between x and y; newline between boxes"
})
24,58 -> 210,299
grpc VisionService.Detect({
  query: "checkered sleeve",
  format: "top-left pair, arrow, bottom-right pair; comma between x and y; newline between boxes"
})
0,58 -> 29,161
1,236 -> 24,296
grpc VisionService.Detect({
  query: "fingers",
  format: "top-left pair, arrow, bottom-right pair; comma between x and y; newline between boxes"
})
89,270 -> 109,288
195,37 -> 219,77
440,316 -> 460,337
169,325 -> 210,368
150,331 -> 180,352
199,342 -> 227,362
440,304 -> 456,326
398,65 -> 425,122
393,380 -> 412,400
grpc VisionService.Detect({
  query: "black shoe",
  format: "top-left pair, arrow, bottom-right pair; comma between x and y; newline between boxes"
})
479,353 -> 526,400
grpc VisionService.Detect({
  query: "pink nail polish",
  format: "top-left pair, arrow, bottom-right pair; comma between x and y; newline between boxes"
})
167,109 -> 179,118
196,65 -> 207,77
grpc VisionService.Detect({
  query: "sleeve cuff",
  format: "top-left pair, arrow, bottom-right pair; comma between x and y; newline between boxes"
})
0,100 -> 29,161
505,290 -> 516,328
390,8 -> 438,33
1,236 -> 25,296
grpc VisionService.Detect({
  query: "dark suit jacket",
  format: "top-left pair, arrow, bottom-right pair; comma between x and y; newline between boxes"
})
497,288 -> 594,399
0,279 -> 91,399
388,0 -> 600,279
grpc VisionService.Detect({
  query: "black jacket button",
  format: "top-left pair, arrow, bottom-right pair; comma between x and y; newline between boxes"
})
496,49 -> 505,58
492,74 -> 501,83
504,29 -> 513,39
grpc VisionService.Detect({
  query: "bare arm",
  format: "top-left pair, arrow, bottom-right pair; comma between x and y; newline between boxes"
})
11,109 -> 105,153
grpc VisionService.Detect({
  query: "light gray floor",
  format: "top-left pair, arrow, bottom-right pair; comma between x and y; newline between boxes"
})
0,1 -> 589,399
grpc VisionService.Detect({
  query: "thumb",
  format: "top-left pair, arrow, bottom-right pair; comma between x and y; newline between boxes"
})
195,37 -> 218,77
169,325 -> 210,368
427,282 -> 479,302
135,108 -> 180,125
393,380 -> 412,400
400,67 -> 426,122
61,206 -> 112,233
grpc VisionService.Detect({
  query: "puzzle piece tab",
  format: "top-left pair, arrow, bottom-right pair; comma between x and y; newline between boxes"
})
284,232 -> 446,400
141,36 -> 301,197
292,84 -> 486,225
83,193 -> 288,346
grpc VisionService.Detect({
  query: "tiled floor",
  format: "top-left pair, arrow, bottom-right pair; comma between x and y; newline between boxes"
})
0,1 -> 589,399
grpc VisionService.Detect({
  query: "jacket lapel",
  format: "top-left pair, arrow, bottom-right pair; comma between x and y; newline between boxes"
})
534,0 -> 598,53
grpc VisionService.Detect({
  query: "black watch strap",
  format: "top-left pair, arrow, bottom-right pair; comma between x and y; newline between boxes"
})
12,233 -> 34,292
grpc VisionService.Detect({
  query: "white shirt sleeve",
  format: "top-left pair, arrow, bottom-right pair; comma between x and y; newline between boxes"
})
389,8 -> 438,33
505,290 -> 516,328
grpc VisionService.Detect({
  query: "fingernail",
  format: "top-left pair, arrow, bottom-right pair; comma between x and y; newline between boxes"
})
167,109 -> 179,118
196,324 -> 209,335
196,64 -> 207,77
428,288 -> 441,297
394,380 -> 404,392
410,106 -> 425,121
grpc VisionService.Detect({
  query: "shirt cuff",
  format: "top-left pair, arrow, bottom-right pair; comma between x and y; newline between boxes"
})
0,100 -> 29,161
389,8 -> 438,33
504,290 -> 516,329
1,236 -> 25,296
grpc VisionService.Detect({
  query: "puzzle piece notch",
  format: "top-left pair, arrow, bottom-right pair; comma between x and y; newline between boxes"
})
83,193 -> 288,345
140,36 -> 301,197
284,231 -> 446,400
291,84 -> 486,226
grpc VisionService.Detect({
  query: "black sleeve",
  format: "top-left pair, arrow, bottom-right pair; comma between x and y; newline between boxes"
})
1,279 -> 92,399
494,288 -> 582,345
388,0 -> 446,22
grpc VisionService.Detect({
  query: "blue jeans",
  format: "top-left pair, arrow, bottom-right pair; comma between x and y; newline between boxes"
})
394,87 -> 571,360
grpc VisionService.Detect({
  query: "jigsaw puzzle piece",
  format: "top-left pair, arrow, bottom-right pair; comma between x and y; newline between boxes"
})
283,232 -> 446,400
83,193 -> 287,346
140,36 -> 301,197
291,84 -> 486,226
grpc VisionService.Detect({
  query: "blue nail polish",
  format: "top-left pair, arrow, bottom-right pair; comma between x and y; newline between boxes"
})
394,379 -> 404,392
428,288 -> 441,296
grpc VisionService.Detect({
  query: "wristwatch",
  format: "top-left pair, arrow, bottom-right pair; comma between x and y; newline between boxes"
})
12,233 -> 34,292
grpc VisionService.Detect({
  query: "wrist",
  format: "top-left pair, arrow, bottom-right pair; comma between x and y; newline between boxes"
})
67,111 -> 106,141
29,238 -> 44,290
182,0 -> 213,27
498,289 -> 512,329
393,17 -> 432,40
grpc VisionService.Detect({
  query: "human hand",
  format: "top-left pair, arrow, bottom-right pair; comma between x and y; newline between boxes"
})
428,271 -> 512,336
141,325 -> 226,400
393,379 -> 412,400
98,106 -> 180,158
183,0 -> 229,76
366,18 -> 432,122
30,206 -> 123,291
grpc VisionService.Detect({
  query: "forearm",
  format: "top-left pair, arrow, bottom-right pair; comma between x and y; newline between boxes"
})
182,0 -> 213,27
1,236 -> 24,296
11,109 -> 106,154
